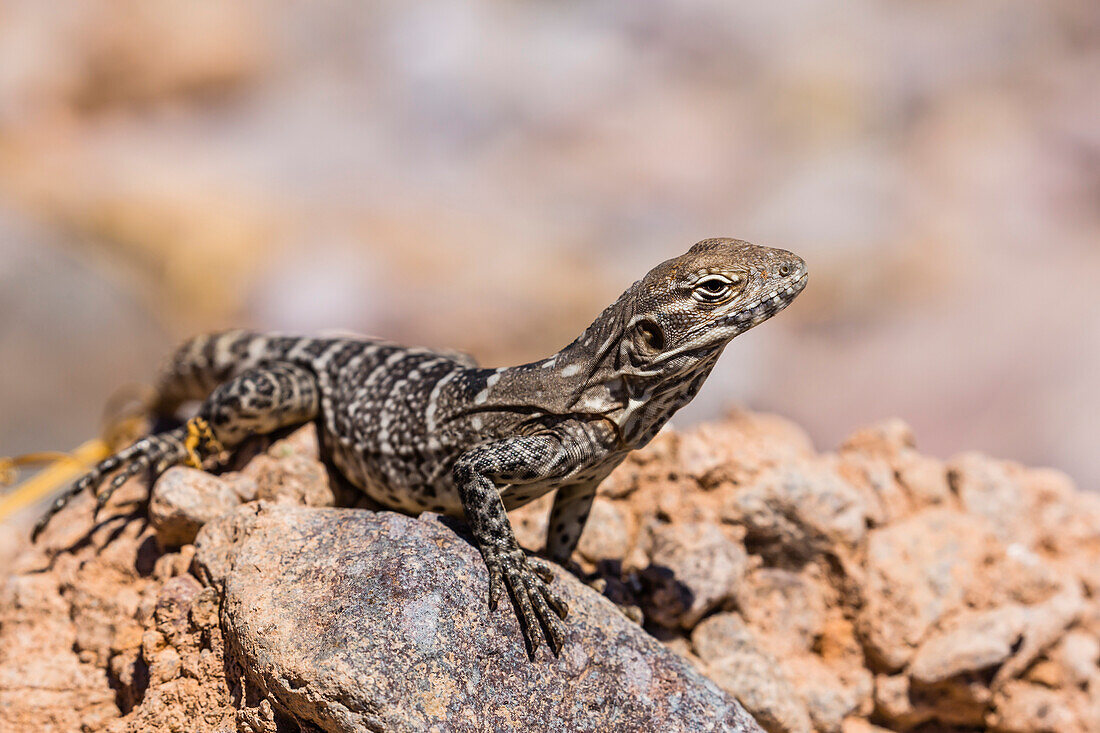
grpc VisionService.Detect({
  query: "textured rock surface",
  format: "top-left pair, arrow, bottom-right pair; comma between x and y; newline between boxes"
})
641,520 -> 748,628
512,412 -> 1100,732
0,478 -> 237,733
0,574 -> 117,731
194,503 -> 760,733
3,412 -> 1100,732
858,508 -> 1001,670
691,613 -> 814,733
148,467 -> 243,547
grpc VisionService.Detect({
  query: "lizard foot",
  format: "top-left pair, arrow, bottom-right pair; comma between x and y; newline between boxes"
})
183,416 -> 223,469
485,547 -> 570,659
32,427 -> 192,542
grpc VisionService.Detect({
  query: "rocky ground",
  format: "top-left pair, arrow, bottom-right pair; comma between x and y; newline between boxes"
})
2,411 -> 1099,732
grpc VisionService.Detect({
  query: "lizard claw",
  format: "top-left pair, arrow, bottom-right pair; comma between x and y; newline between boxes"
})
539,582 -> 569,621
484,547 -> 570,659
32,429 -> 190,541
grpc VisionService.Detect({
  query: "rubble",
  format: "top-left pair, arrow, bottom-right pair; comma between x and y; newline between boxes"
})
3,412 -> 1099,732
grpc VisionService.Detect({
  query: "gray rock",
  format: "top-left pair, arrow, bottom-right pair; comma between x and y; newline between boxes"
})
692,615 -> 812,733
724,461 -> 867,559
642,521 -> 749,629
194,504 -> 763,733
576,499 -> 632,563
148,467 -> 243,547
858,508 -> 997,670
908,605 -> 1028,685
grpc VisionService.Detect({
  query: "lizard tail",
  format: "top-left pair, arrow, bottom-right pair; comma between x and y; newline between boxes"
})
153,330 -> 274,415
29,425 -> 198,543
0,440 -> 112,529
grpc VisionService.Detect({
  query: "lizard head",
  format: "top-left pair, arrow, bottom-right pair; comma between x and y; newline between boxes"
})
619,238 -> 807,376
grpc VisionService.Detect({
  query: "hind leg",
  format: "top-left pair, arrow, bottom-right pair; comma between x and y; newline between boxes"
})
33,362 -> 320,541
545,481 -> 598,565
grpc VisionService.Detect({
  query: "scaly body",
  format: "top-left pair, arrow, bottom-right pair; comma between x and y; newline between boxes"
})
34,238 -> 807,657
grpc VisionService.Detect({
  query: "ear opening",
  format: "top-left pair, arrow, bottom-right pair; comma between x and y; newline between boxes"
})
635,319 -> 666,352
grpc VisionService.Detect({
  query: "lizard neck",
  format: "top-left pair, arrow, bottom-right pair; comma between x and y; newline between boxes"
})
456,282 -> 722,448
519,342 -> 720,448
542,286 -> 729,446
506,286 -> 721,447
458,287 -> 633,422
480,333 -> 627,421
613,351 -> 721,446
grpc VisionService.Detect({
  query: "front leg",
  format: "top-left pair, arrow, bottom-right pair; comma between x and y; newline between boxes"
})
453,433 -> 580,658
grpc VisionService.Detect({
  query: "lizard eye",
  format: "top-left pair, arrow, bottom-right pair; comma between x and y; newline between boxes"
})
779,263 -> 792,277
692,275 -> 736,303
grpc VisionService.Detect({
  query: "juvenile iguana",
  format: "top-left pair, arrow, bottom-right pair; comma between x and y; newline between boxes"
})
34,238 -> 807,657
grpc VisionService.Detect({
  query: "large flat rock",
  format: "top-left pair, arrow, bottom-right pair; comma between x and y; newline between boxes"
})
194,503 -> 761,733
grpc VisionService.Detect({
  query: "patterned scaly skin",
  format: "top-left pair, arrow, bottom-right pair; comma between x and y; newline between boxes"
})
34,238 -> 807,658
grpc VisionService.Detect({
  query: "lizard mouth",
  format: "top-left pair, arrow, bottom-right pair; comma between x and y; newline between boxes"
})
645,270 -> 807,369
624,268 -> 808,373
723,269 -> 808,329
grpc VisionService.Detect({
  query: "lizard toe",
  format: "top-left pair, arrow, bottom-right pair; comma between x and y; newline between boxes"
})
528,556 -> 556,584
526,574 -> 568,656
486,558 -> 506,612
502,559 -> 545,659
539,581 -> 569,621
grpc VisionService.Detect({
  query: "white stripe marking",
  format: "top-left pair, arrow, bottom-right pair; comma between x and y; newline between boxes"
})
425,368 -> 460,432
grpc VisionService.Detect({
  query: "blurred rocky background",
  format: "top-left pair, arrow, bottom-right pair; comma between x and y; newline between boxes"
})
1,0 -> 1098,515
